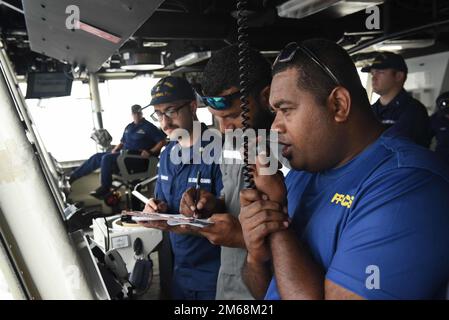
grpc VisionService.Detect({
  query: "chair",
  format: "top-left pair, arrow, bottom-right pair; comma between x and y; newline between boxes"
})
111,150 -> 158,210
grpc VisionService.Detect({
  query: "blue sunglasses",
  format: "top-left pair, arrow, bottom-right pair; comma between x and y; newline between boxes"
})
200,91 -> 241,110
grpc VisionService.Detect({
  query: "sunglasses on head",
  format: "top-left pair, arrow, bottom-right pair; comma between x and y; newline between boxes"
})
200,91 -> 242,110
273,42 -> 341,86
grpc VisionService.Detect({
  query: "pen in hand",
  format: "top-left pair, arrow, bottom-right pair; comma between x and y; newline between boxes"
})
193,171 -> 201,219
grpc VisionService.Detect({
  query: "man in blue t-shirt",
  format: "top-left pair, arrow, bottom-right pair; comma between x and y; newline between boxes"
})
139,76 -> 222,300
239,39 -> 449,300
69,104 -> 166,198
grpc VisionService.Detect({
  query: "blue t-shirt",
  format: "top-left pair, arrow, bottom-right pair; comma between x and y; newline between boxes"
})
265,129 -> 449,300
121,118 -> 165,151
155,124 -> 223,292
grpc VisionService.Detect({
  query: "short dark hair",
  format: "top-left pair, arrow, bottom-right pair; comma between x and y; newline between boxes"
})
201,44 -> 272,96
272,39 -> 370,108
131,104 -> 142,113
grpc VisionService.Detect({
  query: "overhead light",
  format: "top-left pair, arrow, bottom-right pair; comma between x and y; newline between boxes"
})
174,51 -> 211,67
101,54 -> 122,71
261,50 -> 280,58
372,39 -> 435,52
373,44 -> 403,51
152,71 -> 171,78
109,59 -> 122,70
277,0 -> 383,19
120,49 -> 164,71
105,68 -> 126,73
122,63 -> 164,71
143,41 -> 168,48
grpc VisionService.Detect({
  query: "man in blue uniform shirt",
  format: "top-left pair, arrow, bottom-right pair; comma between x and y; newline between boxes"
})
361,51 -> 431,147
239,39 -> 449,300
69,104 -> 166,198
430,91 -> 449,165
139,76 -> 222,300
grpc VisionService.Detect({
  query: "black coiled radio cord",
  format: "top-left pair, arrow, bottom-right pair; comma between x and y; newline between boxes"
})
237,0 -> 254,189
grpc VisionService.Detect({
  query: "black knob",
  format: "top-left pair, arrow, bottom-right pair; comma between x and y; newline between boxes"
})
133,237 -> 143,256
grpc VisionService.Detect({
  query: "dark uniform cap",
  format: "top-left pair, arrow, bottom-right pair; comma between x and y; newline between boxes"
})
131,104 -> 142,113
149,76 -> 195,105
361,52 -> 408,73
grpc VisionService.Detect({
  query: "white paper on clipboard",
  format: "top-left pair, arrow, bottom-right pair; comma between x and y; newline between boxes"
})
122,211 -> 213,228
166,218 -> 212,228
123,210 -> 170,221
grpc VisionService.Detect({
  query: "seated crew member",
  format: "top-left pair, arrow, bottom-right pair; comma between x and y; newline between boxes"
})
139,76 -> 222,300
430,91 -> 449,164
239,39 -> 449,300
361,51 -> 431,147
178,45 -> 275,300
69,104 -> 166,199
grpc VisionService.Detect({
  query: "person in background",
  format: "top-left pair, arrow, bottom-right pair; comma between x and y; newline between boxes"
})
69,104 -> 166,199
362,51 -> 431,147
430,91 -> 449,164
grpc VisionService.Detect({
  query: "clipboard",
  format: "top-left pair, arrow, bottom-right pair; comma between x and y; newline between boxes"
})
121,210 -> 213,228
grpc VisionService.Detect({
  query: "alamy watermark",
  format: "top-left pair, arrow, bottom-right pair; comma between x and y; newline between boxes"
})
365,265 -> 380,290
167,121 -> 285,175
65,5 -> 80,30
365,6 -> 381,30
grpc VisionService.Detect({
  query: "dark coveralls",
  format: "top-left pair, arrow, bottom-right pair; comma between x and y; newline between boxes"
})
371,89 -> 431,147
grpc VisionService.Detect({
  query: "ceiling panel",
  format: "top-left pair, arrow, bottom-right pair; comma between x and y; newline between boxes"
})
22,0 -> 164,72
